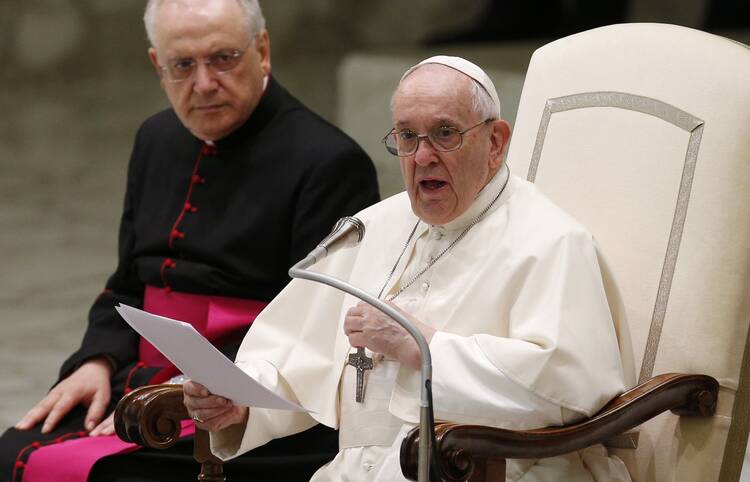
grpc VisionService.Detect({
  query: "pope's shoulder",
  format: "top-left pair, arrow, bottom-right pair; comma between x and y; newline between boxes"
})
346,176 -> 595,243
352,190 -> 412,225
504,175 -> 597,247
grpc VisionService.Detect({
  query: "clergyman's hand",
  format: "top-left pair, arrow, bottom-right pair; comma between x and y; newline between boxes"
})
15,357 -> 113,434
343,301 -> 436,370
183,381 -> 248,432
89,412 -> 115,437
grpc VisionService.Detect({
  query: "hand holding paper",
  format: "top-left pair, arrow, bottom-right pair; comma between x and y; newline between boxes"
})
115,304 -> 307,412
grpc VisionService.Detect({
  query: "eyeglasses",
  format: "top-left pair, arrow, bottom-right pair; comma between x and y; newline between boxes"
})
160,40 -> 253,83
381,119 -> 494,157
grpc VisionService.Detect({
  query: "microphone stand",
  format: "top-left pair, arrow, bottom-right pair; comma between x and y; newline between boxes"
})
289,242 -> 433,482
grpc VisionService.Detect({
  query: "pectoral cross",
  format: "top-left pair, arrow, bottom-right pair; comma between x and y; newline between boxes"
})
347,347 -> 373,403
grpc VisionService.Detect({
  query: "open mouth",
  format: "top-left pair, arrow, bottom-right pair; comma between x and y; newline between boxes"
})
420,179 -> 447,190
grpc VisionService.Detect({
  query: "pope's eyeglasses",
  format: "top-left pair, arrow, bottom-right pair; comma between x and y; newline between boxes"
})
381,119 -> 494,157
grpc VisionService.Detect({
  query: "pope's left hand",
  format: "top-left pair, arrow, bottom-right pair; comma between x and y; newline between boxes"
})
343,301 -> 435,370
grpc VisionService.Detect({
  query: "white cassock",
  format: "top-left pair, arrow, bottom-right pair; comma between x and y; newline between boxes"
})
211,164 -> 635,481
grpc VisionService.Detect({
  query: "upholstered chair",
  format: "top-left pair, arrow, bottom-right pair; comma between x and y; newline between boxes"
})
401,23 -> 750,482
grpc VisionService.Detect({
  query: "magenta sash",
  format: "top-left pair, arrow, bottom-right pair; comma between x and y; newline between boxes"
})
139,286 -> 268,368
22,286 -> 267,482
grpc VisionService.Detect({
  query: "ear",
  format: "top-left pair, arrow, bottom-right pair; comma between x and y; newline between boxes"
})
488,119 -> 512,170
254,29 -> 272,76
148,47 -> 166,89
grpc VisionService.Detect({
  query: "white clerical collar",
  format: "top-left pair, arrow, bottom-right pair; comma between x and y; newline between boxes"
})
432,162 -> 511,233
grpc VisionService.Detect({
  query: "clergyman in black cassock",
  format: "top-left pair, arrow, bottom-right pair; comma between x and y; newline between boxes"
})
0,74 -> 379,481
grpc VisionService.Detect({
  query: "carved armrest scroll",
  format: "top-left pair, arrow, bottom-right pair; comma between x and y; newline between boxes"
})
400,373 -> 719,481
114,384 -> 226,481
114,384 -> 188,449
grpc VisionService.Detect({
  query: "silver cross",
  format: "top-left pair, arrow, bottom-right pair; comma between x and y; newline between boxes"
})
347,347 -> 373,403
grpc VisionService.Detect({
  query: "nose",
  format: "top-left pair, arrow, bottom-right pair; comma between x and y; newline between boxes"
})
412,137 -> 438,166
192,63 -> 219,94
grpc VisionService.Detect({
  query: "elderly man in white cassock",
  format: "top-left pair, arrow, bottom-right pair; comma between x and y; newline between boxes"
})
183,56 -> 635,481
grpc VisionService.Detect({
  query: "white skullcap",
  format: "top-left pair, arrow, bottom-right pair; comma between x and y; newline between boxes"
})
400,55 -> 502,119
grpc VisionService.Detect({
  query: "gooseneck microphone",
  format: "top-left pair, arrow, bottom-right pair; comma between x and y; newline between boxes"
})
303,216 -> 366,266
289,217 -> 435,482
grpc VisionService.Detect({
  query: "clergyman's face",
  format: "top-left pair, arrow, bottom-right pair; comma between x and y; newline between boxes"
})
391,65 -> 508,225
148,0 -> 271,141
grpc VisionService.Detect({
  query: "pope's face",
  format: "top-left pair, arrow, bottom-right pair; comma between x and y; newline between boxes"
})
391,65 -> 509,225
148,0 -> 271,141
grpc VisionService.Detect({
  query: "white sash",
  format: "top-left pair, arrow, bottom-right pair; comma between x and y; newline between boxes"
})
339,357 -> 403,449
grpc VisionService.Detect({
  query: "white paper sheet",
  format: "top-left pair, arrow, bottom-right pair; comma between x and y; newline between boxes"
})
115,304 -> 307,412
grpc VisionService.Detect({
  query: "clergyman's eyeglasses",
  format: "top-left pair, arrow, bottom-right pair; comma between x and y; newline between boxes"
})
160,41 -> 253,83
381,119 -> 494,157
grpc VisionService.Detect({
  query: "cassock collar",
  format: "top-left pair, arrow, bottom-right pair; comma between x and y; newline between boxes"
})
431,162 -> 512,233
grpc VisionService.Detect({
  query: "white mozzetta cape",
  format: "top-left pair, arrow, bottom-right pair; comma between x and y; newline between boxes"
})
212,169 -> 634,480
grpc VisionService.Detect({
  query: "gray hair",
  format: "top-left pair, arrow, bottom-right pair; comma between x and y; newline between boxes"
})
144,0 -> 266,49
390,71 -> 500,121
468,79 -> 500,120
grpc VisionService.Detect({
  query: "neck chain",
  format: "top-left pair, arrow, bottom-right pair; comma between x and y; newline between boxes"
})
377,169 -> 511,301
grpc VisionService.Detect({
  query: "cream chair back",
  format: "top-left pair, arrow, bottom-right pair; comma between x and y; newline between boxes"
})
506,23 -> 750,482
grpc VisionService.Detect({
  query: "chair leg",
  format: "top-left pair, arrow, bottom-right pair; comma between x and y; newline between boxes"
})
197,462 -> 225,482
194,428 -> 225,482
484,458 -> 506,482
465,457 -> 506,482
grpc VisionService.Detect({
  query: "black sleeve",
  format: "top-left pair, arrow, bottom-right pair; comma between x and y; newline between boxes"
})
58,128 -> 147,380
289,145 -> 380,266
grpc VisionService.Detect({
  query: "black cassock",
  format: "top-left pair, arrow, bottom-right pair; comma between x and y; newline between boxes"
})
0,77 -> 380,482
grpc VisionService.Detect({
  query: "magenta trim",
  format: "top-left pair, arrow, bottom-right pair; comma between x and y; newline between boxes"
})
22,421 -> 195,482
21,286 -> 266,481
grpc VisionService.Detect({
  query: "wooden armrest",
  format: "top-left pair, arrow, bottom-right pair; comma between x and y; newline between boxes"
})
400,373 -> 718,481
114,384 -> 188,449
114,384 -> 226,481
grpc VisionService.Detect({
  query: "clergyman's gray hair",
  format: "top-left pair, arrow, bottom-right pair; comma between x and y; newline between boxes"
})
390,68 -> 500,121
144,0 -> 266,49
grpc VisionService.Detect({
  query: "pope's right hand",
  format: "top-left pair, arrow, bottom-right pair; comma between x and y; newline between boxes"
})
15,357 -> 113,434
